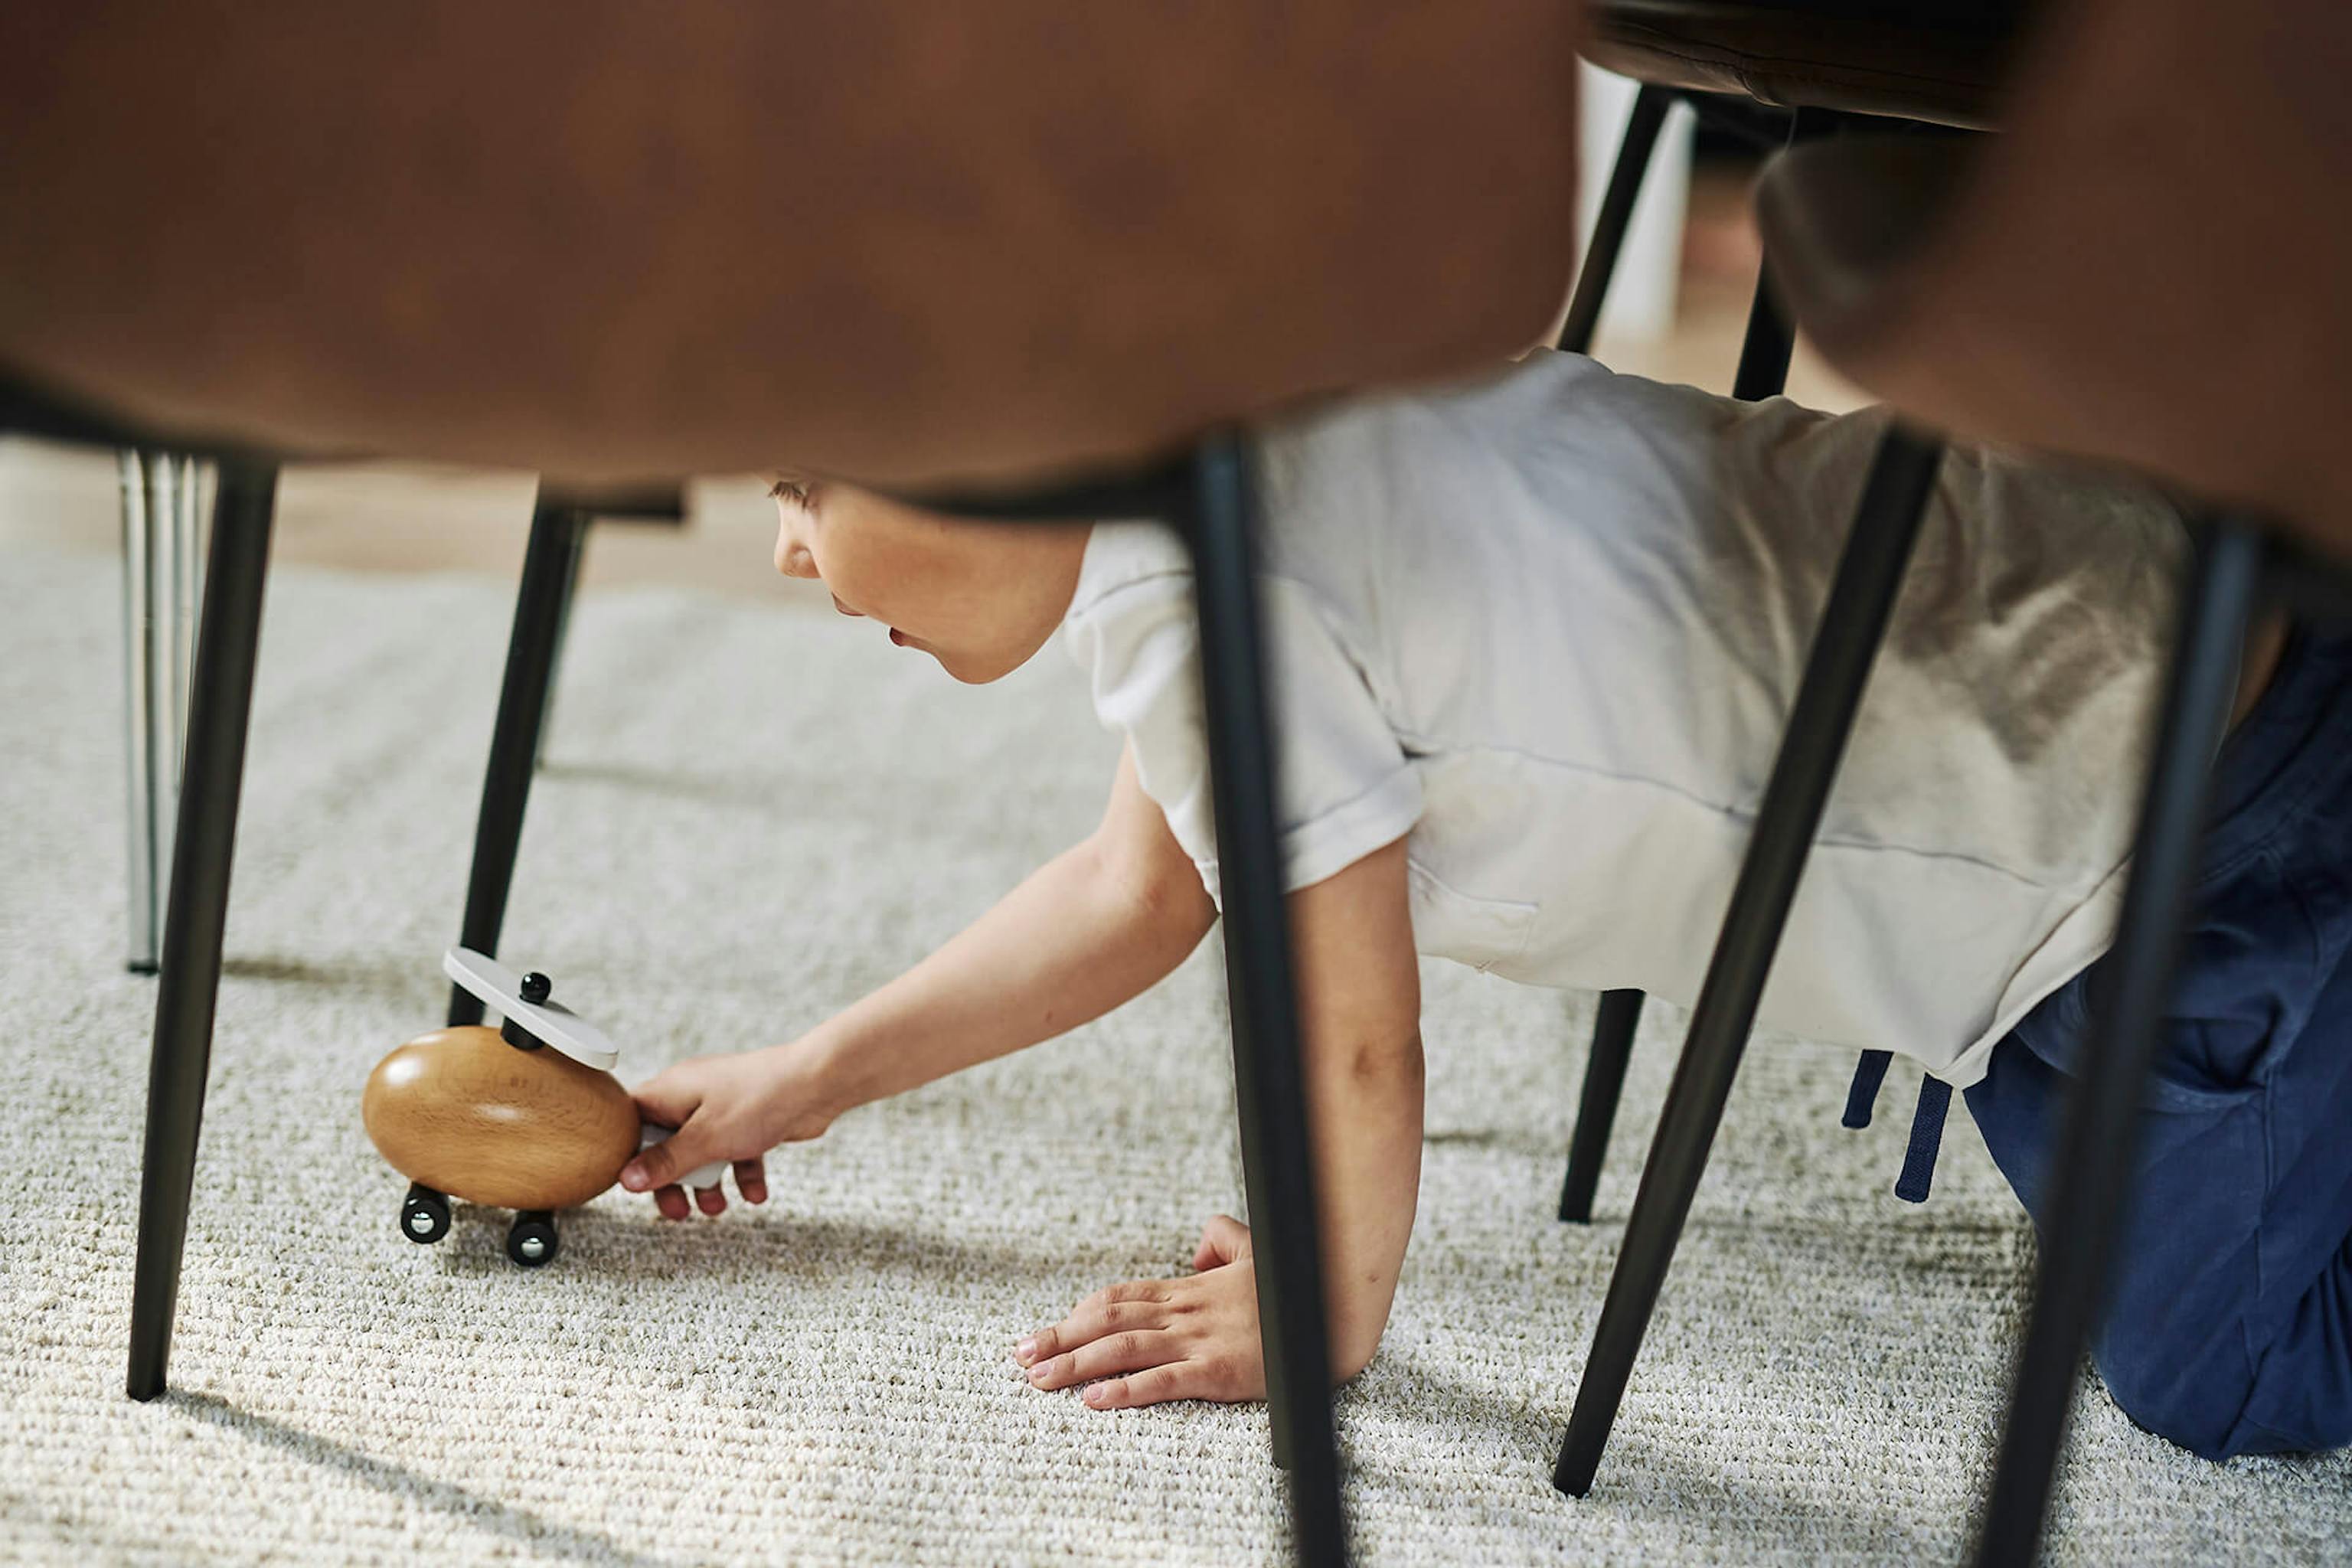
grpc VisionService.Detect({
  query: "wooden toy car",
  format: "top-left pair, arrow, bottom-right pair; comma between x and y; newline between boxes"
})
363,948 -> 725,1266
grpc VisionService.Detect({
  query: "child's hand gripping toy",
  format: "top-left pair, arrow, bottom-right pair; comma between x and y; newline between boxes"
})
362,948 -> 727,1266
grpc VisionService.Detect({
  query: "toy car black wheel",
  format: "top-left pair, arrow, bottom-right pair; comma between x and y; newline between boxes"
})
401,1184 -> 451,1245
506,1211 -> 559,1269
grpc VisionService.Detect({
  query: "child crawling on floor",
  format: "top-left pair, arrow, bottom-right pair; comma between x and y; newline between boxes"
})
620,348 -> 2349,1462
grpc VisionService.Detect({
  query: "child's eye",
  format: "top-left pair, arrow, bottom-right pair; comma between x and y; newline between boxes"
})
768,478 -> 812,508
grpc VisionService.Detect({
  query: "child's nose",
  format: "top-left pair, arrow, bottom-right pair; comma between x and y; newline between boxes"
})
773,530 -> 818,580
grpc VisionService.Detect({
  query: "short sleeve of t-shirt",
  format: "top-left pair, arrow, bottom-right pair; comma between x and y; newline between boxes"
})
1060,521 -> 1423,908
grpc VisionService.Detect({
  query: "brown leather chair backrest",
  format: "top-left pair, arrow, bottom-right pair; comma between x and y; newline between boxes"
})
0,4 -> 1583,488
1767,0 -> 2352,553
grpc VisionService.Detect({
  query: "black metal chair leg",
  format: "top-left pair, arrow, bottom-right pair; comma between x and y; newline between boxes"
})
127,459 -> 276,1401
1557,271 -> 1792,1221
1729,109 -> 1835,402
1556,83 -> 1673,357
1559,989 -> 1644,1222
1184,434 -> 1348,1567
1730,260 -> 1795,403
1971,521 -> 2266,1566
1554,105 -> 1841,1221
1550,82 -> 1684,1222
1553,426 -> 1945,1497
448,498 -> 586,1026
532,525 -> 588,773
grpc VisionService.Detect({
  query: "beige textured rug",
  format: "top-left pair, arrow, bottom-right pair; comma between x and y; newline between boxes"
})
5,545 -> 2346,1565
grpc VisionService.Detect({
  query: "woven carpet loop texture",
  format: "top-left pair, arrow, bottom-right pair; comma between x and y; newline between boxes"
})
3,546 -> 2345,1565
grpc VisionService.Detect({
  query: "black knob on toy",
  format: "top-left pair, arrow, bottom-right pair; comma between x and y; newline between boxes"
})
501,971 -> 553,1050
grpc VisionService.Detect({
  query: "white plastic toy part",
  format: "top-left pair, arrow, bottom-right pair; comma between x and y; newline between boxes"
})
636,1125 -> 732,1192
441,946 -> 621,1072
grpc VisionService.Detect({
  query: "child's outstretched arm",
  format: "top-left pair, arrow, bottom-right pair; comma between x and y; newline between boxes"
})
622,744 -> 1216,1214
1012,835 -> 1424,1407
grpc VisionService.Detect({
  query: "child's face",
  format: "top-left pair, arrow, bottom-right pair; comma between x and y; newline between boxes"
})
770,476 -> 1085,684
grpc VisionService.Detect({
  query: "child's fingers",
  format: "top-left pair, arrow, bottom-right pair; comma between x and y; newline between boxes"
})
693,1184 -> 727,1216
627,1076 -> 704,1132
1014,1282 -> 1172,1367
624,1118 -> 724,1193
1192,1213 -> 1250,1271
734,1159 -> 767,1204
1080,1365 -> 1197,1410
654,1185 -> 691,1221
1024,1330 -> 1181,1393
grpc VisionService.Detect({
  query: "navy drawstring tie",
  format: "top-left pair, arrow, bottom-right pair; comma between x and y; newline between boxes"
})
1840,1050 -> 1952,1203
1842,1049 -> 1893,1128
1894,1076 -> 1952,1203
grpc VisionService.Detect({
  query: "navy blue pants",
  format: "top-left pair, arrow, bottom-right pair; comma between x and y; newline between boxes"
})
1966,624 -> 2352,1461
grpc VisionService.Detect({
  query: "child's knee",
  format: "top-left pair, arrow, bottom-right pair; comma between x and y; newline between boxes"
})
2091,1341 -> 2249,1462
2093,1322 -> 2352,1461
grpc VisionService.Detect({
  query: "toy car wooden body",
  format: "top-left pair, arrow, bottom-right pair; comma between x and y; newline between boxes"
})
362,948 -> 725,1266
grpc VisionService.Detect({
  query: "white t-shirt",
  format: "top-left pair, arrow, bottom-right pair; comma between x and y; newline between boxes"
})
1060,351 -> 2186,1086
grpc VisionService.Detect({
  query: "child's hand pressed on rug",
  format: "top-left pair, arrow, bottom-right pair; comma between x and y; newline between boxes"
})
1014,1214 -> 1266,1409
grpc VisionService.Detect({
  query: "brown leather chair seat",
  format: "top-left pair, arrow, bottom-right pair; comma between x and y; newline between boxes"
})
1749,0 -> 2352,554
1589,0 -> 2034,128
0,5 -> 1583,492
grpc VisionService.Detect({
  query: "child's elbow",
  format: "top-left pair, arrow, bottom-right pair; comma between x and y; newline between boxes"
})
1100,842 -> 1215,946
1337,1029 -> 1426,1096
1331,1337 -> 1380,1387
